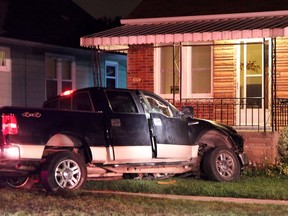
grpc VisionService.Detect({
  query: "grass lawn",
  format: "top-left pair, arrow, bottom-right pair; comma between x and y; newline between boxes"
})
0,187 -> 288,215
84,175 -> 288,200
0,174 -> 288,215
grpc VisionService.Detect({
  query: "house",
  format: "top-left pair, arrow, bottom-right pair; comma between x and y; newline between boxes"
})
80,0 -> 288,164
0,0 -> 127,107
80,0 -> 288,132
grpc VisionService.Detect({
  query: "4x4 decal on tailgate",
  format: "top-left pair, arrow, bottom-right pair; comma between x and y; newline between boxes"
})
22,112 -> 42,118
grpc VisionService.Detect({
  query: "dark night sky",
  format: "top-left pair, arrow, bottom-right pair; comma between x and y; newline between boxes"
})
72,0 -> 141,18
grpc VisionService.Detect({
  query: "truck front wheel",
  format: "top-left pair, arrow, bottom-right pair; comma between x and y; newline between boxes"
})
40,151 -> 87,193
202,147 -> 240,181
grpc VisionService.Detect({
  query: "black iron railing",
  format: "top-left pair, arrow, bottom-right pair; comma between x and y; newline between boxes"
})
167,97 -> 288,132
276,98 -> 288,131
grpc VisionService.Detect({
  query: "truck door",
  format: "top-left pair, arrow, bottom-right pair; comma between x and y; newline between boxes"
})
142,92 -> 193,160
105,90 -> 152,163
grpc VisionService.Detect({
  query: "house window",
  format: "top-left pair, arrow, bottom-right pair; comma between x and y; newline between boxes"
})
190,46 -> 212,95
45,54 -> 76,99
0,47 -> 10,72
105,61 -> 118,88
155,44 -> 212,98
157,46 -> 181,95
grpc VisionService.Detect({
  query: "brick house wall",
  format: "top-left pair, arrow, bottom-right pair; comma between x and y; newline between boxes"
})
240,132 -> 279,165
127,44 -> 154,91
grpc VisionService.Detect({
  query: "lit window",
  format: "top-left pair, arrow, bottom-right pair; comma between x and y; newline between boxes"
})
158,46 -> 181,95
155,44 -> 212,98
0,47 -> 10,72
45,54 -> 76,99
190,46 -> 212,95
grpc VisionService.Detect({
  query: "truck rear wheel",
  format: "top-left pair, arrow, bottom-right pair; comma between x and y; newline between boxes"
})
40,151 -> 87,193
202,147 -> 240,181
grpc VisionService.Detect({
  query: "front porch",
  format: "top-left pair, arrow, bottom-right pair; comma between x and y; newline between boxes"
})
80,12 -> 288,135
168,97 -> 288,132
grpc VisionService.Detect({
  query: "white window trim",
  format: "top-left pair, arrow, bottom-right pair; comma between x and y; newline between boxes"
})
105,61 -> 118,87
154,43 -> 213,99
45,53 -> 76,97
0,47 -> 11,72
185,45 -> 214,98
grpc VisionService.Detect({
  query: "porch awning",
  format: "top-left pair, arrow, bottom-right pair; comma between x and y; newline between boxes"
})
80,11 -> 288,50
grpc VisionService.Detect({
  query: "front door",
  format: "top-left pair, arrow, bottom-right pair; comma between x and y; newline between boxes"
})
237,39 -> 270,127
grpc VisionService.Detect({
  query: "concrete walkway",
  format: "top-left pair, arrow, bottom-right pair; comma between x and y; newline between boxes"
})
86,190 -> 288,206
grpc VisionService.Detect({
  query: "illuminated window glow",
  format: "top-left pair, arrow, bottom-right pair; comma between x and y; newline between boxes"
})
0,47 -> 10,72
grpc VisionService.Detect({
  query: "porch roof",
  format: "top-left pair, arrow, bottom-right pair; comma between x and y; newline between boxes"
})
80,11 -> 288,50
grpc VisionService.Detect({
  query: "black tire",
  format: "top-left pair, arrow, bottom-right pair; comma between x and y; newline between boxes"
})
202,147 -> 240,181
6,176 -> 35,189
40,151 -> 87,193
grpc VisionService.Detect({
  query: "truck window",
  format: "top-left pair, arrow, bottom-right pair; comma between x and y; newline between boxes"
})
43,99 -> 58,109
59,97 -> 71,110
145,95 -> 173,117
106,91 -> 138,113
72,92 -> 93,111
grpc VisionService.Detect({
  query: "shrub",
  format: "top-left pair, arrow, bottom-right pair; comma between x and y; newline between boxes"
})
256,127 -> 288,177
278,126 -> 288,164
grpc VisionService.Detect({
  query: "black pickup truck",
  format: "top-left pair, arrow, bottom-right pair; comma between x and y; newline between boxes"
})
0,87 -> 248,192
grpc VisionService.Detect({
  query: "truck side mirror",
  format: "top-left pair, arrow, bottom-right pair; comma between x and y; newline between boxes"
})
181,106 -> 194,118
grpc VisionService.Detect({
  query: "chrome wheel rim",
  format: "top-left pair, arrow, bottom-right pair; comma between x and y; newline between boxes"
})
216,152 -> 235,178
7,177 -> 30,188
55,159 -> 81,189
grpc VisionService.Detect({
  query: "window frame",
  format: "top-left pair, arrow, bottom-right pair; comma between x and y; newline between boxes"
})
0,47 -> 11,72
45,53 -> 76,100
154,43 -> 213,99
184,44 -> 213,98
105,61 -> 118,88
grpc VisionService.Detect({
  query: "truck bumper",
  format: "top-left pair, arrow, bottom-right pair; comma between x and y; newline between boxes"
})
0,144 -> 20,160
238,152 -> 249,166
0,145 -> 38,177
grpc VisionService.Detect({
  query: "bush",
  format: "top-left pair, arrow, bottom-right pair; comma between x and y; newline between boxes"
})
278,126 -> 288,163
250,127 -> 288,177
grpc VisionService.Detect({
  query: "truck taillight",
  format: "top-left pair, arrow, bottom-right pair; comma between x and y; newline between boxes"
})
2,114 -> 18,135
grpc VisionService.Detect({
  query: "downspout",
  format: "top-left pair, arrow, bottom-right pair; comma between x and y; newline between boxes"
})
271,37 -> 277,131
97,47 -> 102,87
263,38 -> 266,132
179,43 -> 182,106
24,47 -> 27,106
173,44 -> 175,105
